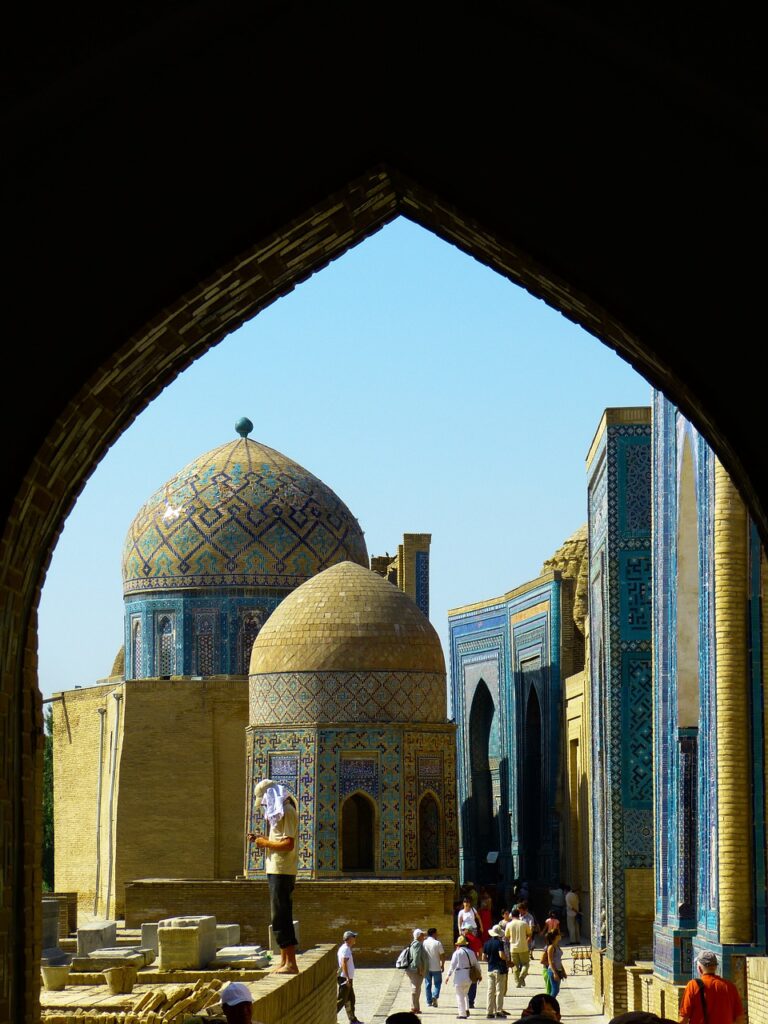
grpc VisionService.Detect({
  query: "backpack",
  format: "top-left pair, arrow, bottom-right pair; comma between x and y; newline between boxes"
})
395,946 -> 410,969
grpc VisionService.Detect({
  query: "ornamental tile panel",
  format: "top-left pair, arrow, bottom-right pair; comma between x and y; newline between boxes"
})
249,670 -> 447,724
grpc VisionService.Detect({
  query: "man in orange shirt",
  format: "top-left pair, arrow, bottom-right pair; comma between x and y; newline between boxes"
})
679,951 -> 745,1024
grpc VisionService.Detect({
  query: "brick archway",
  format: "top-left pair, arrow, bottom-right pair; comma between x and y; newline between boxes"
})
5,7 -> 768,1019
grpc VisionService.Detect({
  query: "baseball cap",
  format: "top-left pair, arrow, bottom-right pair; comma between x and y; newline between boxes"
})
221,982 -> 254,1006
343,930 -> 358,940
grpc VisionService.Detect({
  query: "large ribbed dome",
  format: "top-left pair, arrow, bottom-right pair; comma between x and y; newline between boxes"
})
122,435 -> 368,595
249,561 -> 445,675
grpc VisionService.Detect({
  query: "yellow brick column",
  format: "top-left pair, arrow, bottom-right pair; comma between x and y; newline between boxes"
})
714,461 -> 752,945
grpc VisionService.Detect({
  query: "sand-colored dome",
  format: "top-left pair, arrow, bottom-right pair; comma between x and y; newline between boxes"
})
122,434 -> 368,595
249,561 -> 445,675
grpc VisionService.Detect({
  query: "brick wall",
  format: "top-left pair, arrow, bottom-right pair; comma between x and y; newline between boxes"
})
602,954 -> 628,1018
624,868 -> 654,960
54,679 -> 248,918
748,957 -> 768,1023
126,878 -> 455,965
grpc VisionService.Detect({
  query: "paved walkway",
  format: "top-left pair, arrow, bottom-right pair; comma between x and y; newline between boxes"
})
345,953 -> 609,1023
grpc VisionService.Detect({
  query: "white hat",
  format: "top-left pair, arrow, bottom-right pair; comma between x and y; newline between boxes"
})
413,928 -> 426,940
221,982 -> 253,1006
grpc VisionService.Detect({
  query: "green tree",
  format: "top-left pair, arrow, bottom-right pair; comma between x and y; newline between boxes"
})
42,705 -> 54,891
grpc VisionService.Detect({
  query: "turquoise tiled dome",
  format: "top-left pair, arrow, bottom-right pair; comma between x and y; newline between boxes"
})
122,436 -> 368,595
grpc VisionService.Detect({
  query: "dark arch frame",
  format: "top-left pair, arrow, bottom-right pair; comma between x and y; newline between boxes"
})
5,9 -> 768,1017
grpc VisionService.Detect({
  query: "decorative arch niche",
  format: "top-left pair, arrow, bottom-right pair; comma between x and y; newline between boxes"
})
341,791 -> 377,873
418,790 -> 442,870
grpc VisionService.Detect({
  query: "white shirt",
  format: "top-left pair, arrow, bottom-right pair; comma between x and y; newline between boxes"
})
449,946 -> 478,984
457,907 -> 478,933
423,936 -> 445,972
338,941 -> 355,980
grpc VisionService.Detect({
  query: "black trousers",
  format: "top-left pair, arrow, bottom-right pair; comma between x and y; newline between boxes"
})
268,873 -> 297,948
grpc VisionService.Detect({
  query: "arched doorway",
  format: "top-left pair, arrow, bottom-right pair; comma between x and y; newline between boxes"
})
521,684 -> 543,878
341,793 -> 376,872
468,680 -> 498,881
419,792 -> 442,870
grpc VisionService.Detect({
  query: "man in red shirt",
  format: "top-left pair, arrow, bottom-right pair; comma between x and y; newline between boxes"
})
679,950 -> 745,1024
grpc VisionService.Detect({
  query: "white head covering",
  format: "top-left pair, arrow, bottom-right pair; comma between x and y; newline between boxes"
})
254,778 -> 290,829
413,928 -> 425,941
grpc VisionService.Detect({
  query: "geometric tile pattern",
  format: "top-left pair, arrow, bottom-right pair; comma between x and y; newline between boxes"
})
588,418 -> 652,963
415,550 -> 430,617
316,728 -> 402,872
249,670 -> 447,725
403,731 -> 459,872
122,436 -> 368,594
245,727 -> 316,876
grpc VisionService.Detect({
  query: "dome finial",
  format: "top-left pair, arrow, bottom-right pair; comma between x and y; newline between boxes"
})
235,416 -> 254,439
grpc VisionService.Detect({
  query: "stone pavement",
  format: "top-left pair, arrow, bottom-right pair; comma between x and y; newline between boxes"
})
345,952 -> 609,1023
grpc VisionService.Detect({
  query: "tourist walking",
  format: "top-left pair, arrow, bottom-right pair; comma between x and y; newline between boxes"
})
423,926 -> 445,1008
337,929 -> 364,1024
405,928 -> 430,1015
446,935 -> 479,1020
505,909 -> 531,989
517,901 -> 537,954
483,923 -> 508,1019
458,895 -> 484,955
544,931 -> 565,997
564,886 -> 580,944
678,950 -> 745,1024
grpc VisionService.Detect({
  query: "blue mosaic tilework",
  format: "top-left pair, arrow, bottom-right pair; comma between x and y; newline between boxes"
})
415,550 -> 430,617
651,397 -> 725,980
621,655 -> 653,806
245,727 -> 316,877
588,419 -> 652,963
125,590 -> 284,677
448,579 -> 560,887
618,552 -> 652,640
340,756 -> 379,798
316,729 -> 402,872
123,437 -> 368,594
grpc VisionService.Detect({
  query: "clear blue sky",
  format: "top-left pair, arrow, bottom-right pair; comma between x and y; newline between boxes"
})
38,218 -> 650,698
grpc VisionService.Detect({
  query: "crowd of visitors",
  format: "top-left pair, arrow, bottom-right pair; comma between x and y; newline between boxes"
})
335,884 -> 744,1024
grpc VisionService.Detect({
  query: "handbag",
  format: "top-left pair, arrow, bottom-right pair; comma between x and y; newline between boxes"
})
465,950 -> 482,983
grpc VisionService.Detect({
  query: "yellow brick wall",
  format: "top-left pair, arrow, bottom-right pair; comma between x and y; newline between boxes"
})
748,957 -> 768,1024
602,953 -> 628,1018
624,868 -> 654,961
125,878 -> 455,965
53,682 -> 119,917
116,678 -> 248,914
647,975 -> 685,1018
54,678 -> 248,919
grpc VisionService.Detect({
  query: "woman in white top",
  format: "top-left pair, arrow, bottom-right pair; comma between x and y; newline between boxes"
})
445,935 -> 479,1019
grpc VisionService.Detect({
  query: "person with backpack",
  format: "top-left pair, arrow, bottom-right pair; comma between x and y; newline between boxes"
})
446,935 -> 480,1020
678,950 -> 745,1024
404,928 -> 430,1015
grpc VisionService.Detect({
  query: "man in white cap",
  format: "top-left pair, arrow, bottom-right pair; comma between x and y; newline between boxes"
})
220,982 -> 255,1024
405,928 -> 430,1015
337,929 -> 364,1023
678,950 -> 745,1024
247,778 -> 299,974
